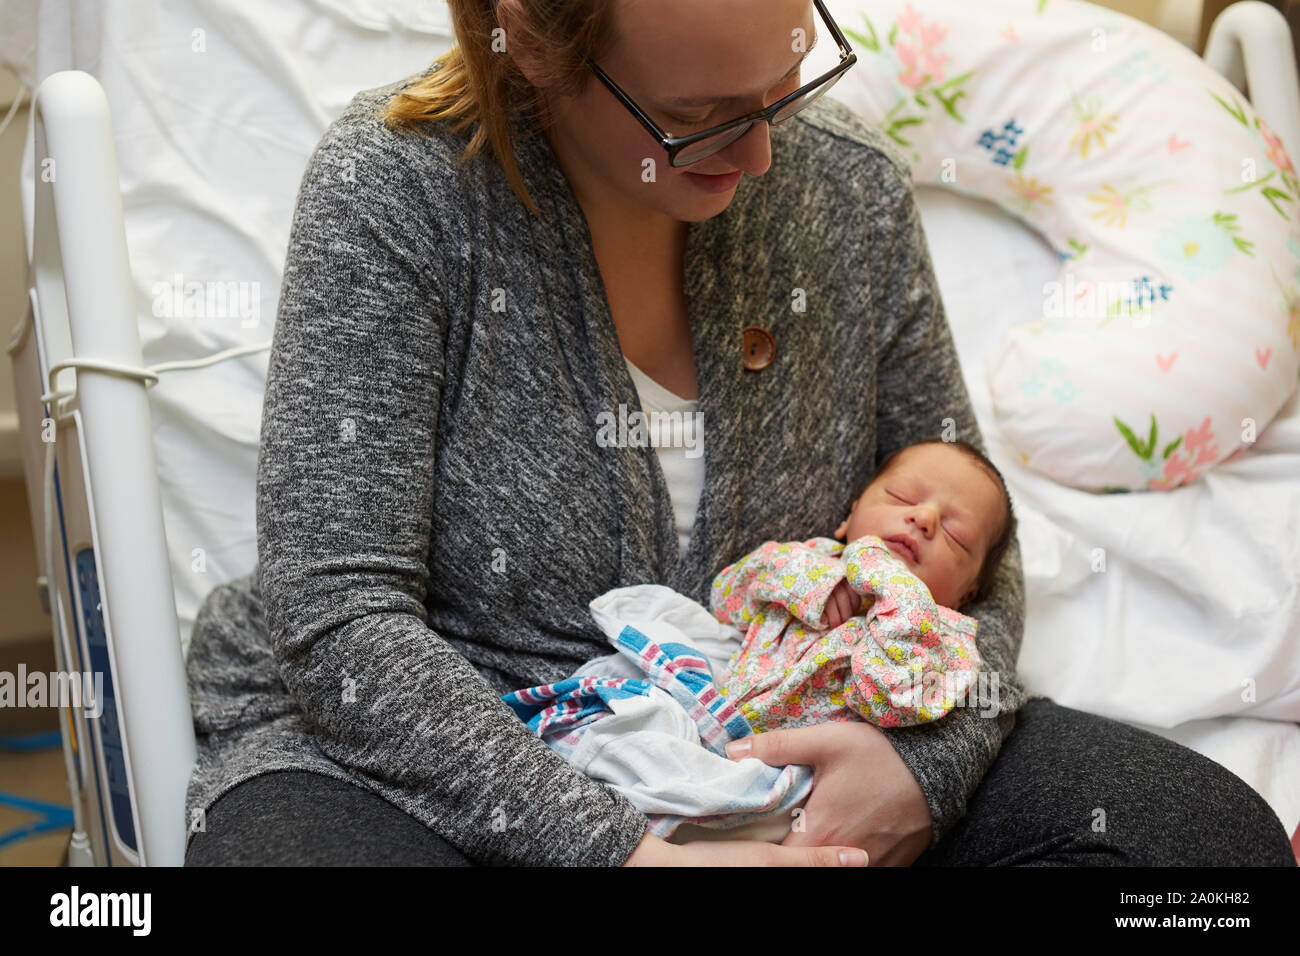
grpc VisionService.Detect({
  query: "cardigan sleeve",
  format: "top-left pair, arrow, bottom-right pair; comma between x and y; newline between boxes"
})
255,123 -> 649,866
861,162 -> 1031,851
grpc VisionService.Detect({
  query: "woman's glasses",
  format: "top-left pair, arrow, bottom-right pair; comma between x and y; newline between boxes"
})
586,0 -> 857,169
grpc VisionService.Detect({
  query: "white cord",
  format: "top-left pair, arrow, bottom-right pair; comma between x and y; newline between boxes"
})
40,339 -> 272,417
37,337 -> 270,864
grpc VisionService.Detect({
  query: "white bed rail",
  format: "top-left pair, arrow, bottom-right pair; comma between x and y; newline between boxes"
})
15,70 -> 195,867
1204,0 -> 1300,155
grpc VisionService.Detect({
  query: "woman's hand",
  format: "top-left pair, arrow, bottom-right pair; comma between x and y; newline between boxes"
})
622,831 -> 869,866
725,721 -> 932,866
821,579 -> 862,630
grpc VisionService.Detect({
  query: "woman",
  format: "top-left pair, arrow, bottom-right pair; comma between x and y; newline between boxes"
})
183,0 -> 1296,866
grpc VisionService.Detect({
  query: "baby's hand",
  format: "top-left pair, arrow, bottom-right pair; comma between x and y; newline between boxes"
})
821,578 -> 862,631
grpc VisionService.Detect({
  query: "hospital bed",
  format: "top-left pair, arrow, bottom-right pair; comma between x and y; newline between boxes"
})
1,0 -> 1296,866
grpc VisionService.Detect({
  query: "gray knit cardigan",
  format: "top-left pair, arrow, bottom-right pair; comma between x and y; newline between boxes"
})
183,64 -> 1028,866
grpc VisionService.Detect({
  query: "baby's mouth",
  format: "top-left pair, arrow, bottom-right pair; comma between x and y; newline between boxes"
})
884,535 -> 918,564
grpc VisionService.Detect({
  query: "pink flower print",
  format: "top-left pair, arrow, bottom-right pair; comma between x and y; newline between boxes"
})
897,2 -> 925,35
922,49 -> 949,84
896,40 -> 927,90
1184,416 -> 1219,466
893,7 -> 952,89
879,711 -> 901,728
920,629 -> 940,649
1158,451 -> 1198,488
1184,416 -> 1212,452
1259,118 -> 1296,176
920,22 -> 948,50
787,702 -> 804,719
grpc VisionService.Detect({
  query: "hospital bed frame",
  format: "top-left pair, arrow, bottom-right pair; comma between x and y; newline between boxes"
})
6,1 -> 1299,867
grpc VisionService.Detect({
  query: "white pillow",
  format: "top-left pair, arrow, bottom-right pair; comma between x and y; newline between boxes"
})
811,0 -> 1300,491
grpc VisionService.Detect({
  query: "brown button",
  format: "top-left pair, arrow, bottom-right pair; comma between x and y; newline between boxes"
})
742,326 -> 776,371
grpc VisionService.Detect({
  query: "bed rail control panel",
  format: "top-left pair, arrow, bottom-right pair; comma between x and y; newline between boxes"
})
75,548 -> 138,856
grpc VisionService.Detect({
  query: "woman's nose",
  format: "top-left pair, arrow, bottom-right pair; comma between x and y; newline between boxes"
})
722,121 -> 773,177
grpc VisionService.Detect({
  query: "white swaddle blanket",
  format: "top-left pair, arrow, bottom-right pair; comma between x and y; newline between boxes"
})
560,585 -> 812,842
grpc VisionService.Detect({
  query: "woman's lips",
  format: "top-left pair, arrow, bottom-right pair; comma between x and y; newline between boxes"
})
684,169 -> 743,193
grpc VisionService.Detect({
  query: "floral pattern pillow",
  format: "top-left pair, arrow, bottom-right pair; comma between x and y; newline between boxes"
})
808,0 -> 1300,491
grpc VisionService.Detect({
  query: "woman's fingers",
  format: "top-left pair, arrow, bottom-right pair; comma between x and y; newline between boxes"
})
725,721 -> 840,767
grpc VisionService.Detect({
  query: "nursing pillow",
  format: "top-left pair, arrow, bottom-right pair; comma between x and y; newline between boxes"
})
810,0 -> 1300,491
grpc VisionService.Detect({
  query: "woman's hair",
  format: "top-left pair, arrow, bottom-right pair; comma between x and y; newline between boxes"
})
868,437 -> 1018,606
379,0 -> 619,219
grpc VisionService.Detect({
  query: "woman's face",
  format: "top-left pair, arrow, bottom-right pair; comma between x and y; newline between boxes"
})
504,0 -> 817,223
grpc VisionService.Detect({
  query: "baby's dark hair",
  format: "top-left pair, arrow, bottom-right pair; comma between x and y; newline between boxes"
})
869,437 -> 1017,606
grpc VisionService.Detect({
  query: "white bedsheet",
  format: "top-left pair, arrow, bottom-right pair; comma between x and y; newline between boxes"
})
3,0 -> 1296,838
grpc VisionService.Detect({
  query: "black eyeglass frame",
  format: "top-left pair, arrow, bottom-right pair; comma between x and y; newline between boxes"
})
585,0 -> 857,168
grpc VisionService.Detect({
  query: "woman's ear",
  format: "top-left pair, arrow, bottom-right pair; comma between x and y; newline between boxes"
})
496,0 -> 549,88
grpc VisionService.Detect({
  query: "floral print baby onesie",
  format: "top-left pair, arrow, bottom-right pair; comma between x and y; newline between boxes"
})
710,535 -> 983,731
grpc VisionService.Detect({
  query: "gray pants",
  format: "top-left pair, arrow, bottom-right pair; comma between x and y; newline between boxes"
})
183,697 -> 1298,866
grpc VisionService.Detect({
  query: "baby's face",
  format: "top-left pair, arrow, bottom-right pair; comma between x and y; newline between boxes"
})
835,443 -> 1004,609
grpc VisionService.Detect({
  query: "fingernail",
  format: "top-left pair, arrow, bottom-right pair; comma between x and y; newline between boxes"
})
839,850 -> 869,866
725,739 -> 751,757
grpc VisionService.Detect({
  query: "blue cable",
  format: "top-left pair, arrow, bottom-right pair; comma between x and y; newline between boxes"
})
0,730 -> 63,751
0,791 -> 74,849
0,732 -> 76,850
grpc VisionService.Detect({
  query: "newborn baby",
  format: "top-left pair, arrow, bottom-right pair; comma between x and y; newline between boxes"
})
712,437 -> 1016,731
501,437 -> 1017,843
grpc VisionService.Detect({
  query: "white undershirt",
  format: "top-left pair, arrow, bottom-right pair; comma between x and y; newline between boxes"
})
624,356 -> 706,559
